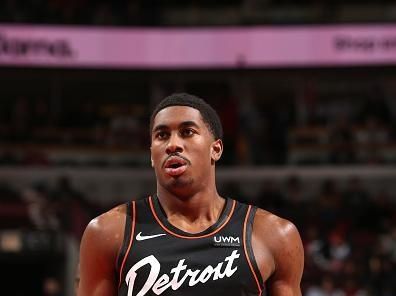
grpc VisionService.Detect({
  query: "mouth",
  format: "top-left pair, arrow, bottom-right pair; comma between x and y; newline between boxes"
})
163,156 -> 189,176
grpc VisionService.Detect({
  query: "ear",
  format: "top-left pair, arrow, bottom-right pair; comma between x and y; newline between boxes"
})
211,139 -> 223,163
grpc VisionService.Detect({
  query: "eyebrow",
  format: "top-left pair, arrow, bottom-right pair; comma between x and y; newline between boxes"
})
152,121 -> 200,133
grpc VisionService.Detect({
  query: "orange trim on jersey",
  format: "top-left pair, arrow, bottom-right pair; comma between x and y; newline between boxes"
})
118,201 -> 136,288
243,205 -> 263,295
148,196 -> 236,239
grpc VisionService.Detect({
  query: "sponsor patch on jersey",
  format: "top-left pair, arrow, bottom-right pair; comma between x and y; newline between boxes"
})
213,235 -> 241,247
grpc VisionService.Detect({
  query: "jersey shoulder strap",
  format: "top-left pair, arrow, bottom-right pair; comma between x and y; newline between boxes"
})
115,200 -> 137,287
244,205 -> 266,295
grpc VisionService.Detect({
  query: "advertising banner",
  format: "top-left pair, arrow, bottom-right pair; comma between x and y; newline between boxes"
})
0,25 -> 395,69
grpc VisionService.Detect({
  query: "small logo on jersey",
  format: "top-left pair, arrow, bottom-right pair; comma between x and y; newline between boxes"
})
213,236 -> 241,247
136,232 -> 166,241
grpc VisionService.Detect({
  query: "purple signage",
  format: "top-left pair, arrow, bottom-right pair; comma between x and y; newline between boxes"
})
0,24 -> 395,69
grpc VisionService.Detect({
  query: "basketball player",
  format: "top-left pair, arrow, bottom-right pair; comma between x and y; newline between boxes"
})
78,93 -> 304,296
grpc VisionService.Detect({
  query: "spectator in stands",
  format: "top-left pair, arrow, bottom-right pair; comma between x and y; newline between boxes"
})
305,275 -> 346,296
22,182 -> 60,230
355,116 -> 389,164
309,230 -> 351,273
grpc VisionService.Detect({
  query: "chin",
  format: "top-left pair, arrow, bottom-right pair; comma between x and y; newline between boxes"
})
162,177 -> 195,195
168,176 -> 193,188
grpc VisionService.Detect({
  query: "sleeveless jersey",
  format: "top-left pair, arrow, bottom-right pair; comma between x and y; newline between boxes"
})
116,195 -> 265,296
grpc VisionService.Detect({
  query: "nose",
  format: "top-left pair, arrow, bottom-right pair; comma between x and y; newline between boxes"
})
165,133 -> 183,155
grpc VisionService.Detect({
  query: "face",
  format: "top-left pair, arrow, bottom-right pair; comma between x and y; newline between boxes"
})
151,106 -> 223,195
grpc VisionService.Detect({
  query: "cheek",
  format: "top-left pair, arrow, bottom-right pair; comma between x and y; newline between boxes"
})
191,144 -> 213,162
150,146 -> 162,164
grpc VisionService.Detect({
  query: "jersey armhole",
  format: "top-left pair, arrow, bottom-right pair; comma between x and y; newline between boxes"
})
243,205 -> 266,296
115,201 -> 136,288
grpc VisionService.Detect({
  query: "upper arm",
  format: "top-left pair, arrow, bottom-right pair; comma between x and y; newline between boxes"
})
252,210 -> 304,296
268,221 -> 304,296
78,206 -> 126,296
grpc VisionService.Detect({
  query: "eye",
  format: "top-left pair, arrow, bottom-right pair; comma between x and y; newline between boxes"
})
180,128 -> 195,137
155,131 -> 169,140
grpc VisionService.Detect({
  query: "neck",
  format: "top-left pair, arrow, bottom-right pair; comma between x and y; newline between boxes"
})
156,185 -> 225,233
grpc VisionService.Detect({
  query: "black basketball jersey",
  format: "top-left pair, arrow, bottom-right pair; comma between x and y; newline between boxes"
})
116,195 -> 265,296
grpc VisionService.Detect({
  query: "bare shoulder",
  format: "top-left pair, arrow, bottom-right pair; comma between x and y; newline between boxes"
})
81,203 -> 128,259
251,208 -> 304,291
253,208 -> 302,247
88,203 -> 127,233
79,204 -> 129,295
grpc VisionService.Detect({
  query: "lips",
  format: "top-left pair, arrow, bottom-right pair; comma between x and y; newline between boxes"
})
163,156 -> 188,176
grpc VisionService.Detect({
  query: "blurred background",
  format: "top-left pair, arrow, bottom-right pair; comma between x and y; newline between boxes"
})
0,1 -> 396,295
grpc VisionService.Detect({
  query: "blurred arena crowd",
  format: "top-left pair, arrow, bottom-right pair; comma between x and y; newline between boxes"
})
0,85 -> 395,167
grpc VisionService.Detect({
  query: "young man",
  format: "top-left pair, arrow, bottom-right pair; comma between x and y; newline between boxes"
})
78,93 -> 304,296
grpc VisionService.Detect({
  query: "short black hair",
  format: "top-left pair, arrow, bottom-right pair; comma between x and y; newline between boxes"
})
150,93 -> 223,140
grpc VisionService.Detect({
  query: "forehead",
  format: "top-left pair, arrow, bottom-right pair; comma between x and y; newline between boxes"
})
152,106 -> 205,128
